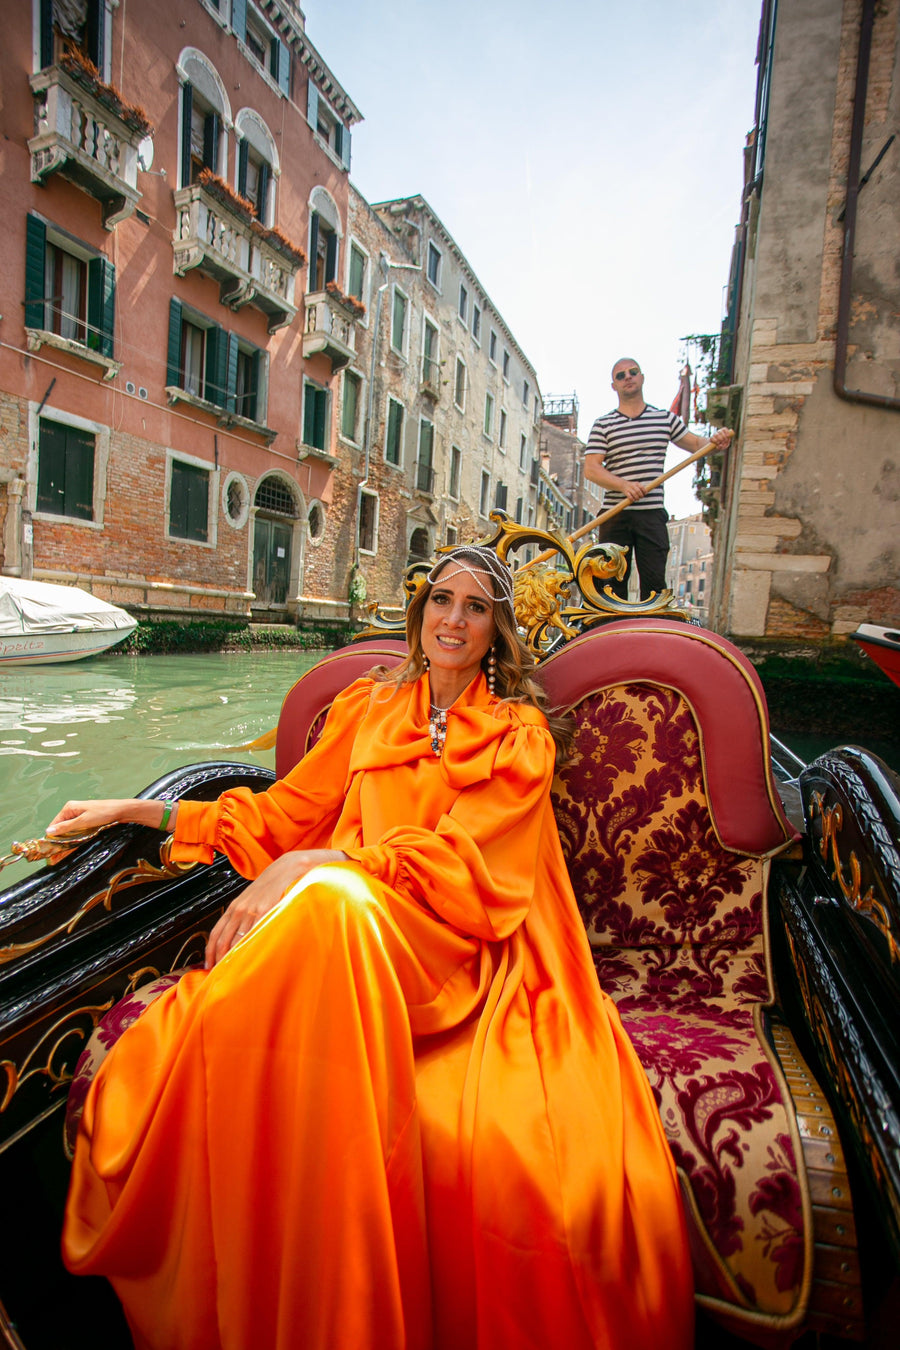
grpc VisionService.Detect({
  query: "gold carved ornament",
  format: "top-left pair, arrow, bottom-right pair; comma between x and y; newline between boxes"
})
809,791 -> 899,965
359,512 -> 686,657
0,832 -> 198,967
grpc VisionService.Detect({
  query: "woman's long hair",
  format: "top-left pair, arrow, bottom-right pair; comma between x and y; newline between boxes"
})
373,550 -> 573,766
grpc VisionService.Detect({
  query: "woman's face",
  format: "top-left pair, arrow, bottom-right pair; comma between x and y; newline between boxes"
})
421,565 -> 496,694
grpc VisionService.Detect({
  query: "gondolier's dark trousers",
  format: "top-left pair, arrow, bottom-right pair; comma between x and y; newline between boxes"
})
598,507 -> 669,601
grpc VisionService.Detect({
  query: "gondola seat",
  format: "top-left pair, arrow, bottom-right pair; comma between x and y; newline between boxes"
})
63,626 -> 865,1346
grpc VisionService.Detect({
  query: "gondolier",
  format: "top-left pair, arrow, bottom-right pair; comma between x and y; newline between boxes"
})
583,358 -> 731,600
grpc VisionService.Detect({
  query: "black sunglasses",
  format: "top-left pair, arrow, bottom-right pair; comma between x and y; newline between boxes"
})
614,368 -> 641,381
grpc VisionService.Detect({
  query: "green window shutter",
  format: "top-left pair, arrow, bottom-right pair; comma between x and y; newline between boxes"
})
25,215 -> 47,330
308,213 -> 319,287
87,255 -> 115,358
386,402 -> 403,465
325,231 -> 338,285
256,161 -> 270,222
203,113 -> 220,173
419,421 -> 434,468
225,332 -> 238,414
170,461 -> 209,542
306,80 -> 318,130
39,0 -> 53,68
37,420 -> 94,520
237,140 -> 249,199
232,0 -> 247,43
313,387 -> 327,450
348,246 -> 365,300
180,83 -> 193,187
303,383 -> 315,446
275,39 -> 290,96
305,384 -> 328,449
87,0 -> 105,75
250,350 -> 262,423
339,124 -> 351,172
166,298 -> 183,387
205,324 -> 227,407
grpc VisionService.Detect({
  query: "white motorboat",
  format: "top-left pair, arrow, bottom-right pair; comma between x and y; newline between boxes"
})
0,577 -> 137,666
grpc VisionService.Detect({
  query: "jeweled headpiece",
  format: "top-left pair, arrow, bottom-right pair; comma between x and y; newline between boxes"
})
427,546 -> 515,610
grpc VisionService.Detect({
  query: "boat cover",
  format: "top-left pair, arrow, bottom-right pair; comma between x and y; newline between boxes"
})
0,578 -> 136,636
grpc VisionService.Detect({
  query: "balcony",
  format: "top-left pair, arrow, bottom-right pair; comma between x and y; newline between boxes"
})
302,290 -> 360,371
28,64 -> 147,229
172,183 -> 301,333
420,356 -> 441,402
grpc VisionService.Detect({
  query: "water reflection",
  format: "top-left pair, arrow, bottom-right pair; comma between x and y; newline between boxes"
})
0,650 -> 323,857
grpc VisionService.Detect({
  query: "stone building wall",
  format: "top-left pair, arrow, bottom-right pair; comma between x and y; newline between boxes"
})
710,0 -> 900,639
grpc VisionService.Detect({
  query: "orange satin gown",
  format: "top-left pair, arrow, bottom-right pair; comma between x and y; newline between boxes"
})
62,674 -> 694,1350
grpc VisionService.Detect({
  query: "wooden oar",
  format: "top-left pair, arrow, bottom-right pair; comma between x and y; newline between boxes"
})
224,727 -> 278,753
520,434 -> 731,572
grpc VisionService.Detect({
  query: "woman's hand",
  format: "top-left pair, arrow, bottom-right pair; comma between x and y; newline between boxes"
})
205,849 -> 348,969
42,799 -> 155,864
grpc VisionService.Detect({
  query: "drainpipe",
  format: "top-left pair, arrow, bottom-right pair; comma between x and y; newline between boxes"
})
833,0 -> 900,412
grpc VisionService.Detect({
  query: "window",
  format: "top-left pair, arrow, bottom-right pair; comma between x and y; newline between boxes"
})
236,127 -> 274,223
416,418 -> 435,494
348,242 -> 367,302
446,525 -> 458,547
359,490 -> 378,553
308,500 -> 325,541
515,496 -> 523,524
483,392 -> 494,438
426,242 -> 442,289
502,349 -> 510,381
422,319 -> 439,388
472,304 -> 481,343
454,357 -> 466,411
302,379 -> 330,452
36,418 -> 94,520
489,330 -> 497,364
523,379 -> 530,408
391,288 -> 408,354
232,2 -> 291,93
169,459 -> 211,543
166,300 -> 266,421
480,470 -> 491,517
499,408 -> 508,450
494,482 -> 508,511
449,445 -> 461,500
180,84 -> 222,187
39,0 -> 107,77
519,433 -> 528,470
458,283 -> 468,324
309,212 -> 338,291
307,85 -> 351,168
24,215 -> 115,359
385,397 -> 404,465
341,370 -> 363,442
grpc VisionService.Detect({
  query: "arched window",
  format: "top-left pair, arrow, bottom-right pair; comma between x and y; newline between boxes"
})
308,186 -> 342,292
176,49 -> 232,188
234,109 -> 279,226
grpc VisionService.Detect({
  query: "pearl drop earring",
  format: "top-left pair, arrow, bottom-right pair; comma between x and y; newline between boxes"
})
487,646 -> 497,694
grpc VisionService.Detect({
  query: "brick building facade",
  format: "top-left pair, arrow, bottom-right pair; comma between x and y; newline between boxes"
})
707,0 -> 900,639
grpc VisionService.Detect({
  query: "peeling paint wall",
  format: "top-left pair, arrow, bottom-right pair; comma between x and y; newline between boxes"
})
711,0 -> 900,639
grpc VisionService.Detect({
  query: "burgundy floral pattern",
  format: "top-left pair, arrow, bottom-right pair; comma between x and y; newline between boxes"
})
64,973 -> 183,1158
551,685 -> 805,1317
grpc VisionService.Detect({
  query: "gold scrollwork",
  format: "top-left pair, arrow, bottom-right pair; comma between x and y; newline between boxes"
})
1,1000 -> 114,1112
358,512 -> 686,655
809,791 -> 899,964
0,841 -> 199,968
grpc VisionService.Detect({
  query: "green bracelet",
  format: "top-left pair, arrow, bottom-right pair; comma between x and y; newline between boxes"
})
159,799 -> 176,832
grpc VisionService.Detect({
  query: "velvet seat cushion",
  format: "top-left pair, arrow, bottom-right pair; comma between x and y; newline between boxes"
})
551,683 -> 809,1327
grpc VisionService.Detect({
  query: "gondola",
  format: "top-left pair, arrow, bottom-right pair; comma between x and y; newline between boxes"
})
1,518 -> 898,1349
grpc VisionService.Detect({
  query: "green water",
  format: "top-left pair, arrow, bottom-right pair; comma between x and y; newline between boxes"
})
0,651 -> 324,863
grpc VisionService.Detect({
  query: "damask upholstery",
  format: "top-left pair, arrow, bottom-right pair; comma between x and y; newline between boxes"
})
543,623 -> 806,1342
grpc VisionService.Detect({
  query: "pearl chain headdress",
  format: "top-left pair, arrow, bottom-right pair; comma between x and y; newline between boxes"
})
426,546 -> 515,610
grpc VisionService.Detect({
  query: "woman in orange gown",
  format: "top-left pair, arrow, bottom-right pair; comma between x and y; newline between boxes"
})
49,547 -> 693,1350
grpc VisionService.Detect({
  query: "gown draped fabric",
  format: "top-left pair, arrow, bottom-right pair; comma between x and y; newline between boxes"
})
62,674 -> 694,1350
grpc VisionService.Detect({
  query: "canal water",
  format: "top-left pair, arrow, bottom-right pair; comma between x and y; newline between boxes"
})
1,650 -> 897,878
0,650 -> 324,863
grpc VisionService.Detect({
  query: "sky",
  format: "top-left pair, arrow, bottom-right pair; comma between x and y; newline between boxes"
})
300,0 -> 762,519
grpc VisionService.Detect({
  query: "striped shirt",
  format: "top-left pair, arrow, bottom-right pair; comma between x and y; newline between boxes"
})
584,404 -> 688,511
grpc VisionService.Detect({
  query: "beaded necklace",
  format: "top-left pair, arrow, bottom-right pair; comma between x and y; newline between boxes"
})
429,703 -> 451,757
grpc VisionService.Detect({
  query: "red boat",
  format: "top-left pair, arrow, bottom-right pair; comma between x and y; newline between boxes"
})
850,623 -> 900,688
